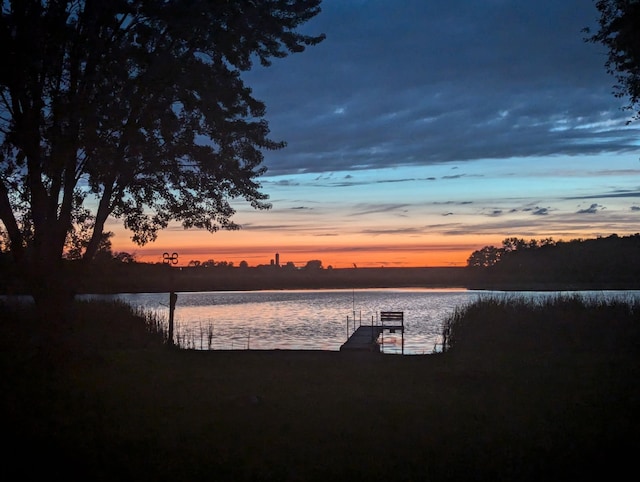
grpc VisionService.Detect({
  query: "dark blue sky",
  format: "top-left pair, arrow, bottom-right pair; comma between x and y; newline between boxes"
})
243,0 -> 638,176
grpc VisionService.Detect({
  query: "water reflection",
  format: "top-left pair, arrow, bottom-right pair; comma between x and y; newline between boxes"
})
80,288 -> 473,354
75,288 -> 640,354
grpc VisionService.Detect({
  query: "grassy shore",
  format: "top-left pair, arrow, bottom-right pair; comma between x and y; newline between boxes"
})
2,296 -> 639,481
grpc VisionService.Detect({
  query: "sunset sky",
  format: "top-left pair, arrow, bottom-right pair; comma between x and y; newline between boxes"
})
110,0 -> 640,268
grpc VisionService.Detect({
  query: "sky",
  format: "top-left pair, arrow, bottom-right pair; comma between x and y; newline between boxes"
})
111,0 -> 640,268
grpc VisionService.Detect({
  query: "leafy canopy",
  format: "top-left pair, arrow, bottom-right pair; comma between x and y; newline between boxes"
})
585,0 -> 640,122
0,0 -> 324,270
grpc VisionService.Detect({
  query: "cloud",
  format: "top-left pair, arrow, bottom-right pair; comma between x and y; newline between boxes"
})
532,207 -> 550,216
238,223 -> 301,231
350,203 -> 411,216
361,227 -> 425,236
442,174 -> 465,180
433,200 -> 475,208
576,203 -> 604,214
375,178 -> 417,184
268,179 -> 300,187
243,0 -> 639,177
565,189 -> 640,200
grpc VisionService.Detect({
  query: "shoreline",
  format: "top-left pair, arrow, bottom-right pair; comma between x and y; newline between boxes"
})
3,263 -> 640,294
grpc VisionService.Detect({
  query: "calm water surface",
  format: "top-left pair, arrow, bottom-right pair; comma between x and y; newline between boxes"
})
81,288 -> 640,354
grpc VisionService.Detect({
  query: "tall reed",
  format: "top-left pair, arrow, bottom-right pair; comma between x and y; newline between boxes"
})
441,293 -> 640,357
1,298 -> 169,351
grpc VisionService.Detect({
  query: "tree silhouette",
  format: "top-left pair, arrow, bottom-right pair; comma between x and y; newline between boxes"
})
467,245 -> 503,268
585,0 -> 640,122
0,1 -> 324,320
467,234 -> 640,287
304,259 -> 323,270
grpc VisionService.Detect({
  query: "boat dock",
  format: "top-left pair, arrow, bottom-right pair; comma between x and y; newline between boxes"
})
340,311 -> 405,353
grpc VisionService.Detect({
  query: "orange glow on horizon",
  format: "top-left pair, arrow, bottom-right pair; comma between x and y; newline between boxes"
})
111,231 -> 498,268
110,219 -> 623,269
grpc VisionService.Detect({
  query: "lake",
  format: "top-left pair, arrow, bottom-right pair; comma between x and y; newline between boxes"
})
80,288 -> 640,354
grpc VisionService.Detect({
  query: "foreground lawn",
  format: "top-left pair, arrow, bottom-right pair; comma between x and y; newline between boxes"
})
2,297 -> 639,481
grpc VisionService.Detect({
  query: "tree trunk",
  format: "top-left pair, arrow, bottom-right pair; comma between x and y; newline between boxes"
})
26,263 -> 79,353
31,278 -> 76,323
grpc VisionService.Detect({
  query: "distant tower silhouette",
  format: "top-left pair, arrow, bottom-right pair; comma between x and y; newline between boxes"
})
275,252 -> 280,267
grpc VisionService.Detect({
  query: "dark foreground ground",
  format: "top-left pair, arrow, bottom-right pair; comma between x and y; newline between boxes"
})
2,299 -> 639,481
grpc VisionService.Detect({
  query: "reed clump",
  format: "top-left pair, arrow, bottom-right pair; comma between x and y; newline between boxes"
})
441,293 -> 640,359
0,298 -> 168,354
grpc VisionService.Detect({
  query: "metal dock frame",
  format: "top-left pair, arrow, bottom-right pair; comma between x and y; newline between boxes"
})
340,311 -> 405,354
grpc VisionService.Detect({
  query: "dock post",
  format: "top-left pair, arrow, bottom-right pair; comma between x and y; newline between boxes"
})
346,316 -> 349,341
168,291 -> 177,346
163,252 -> 179,347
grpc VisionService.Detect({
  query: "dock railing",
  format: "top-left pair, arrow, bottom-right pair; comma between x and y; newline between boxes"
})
380,311 -> 404,329
380,311 -> 404,354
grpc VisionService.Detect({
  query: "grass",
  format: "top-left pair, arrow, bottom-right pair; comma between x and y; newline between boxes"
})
2,295 -> 639,481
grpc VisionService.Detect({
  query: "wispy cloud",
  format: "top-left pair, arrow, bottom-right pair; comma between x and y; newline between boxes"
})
361,227 -> 425,236
565,189 -> 640,200
350,203 -> 411,216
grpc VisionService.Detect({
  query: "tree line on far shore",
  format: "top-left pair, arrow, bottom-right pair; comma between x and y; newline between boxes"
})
467,234 -> 640,286
3,233 -> 640,294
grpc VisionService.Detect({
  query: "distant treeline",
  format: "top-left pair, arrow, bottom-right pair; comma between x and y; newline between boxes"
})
0,256 -> 471,294
467,234 -> 640,289
1,234 -> 639,294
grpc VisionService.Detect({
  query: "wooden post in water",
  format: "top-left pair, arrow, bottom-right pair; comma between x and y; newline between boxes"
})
346,316 -> 349,341
163,252 -> 179,347
168,291 -> 178,346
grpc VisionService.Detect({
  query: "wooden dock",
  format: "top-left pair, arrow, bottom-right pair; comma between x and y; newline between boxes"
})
340,311 -> 405,353
340,325 -> 385,352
